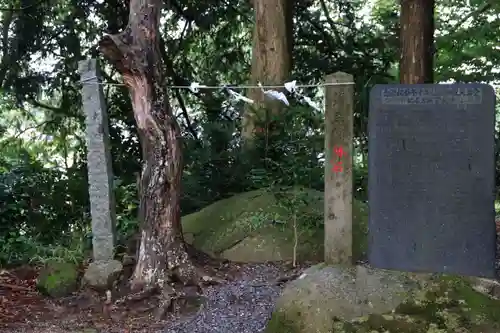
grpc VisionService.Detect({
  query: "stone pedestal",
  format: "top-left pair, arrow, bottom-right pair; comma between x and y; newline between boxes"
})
83,260 -> 123,290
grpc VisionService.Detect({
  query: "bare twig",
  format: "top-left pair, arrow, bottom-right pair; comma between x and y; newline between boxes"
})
0,283 -> 33,292
292,213 -> 298,268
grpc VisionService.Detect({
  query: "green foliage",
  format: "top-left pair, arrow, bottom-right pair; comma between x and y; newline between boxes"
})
114,181 -> 140,245
271,186 -> 321,266
247,105 -> 325,190
0,231 -> 86,267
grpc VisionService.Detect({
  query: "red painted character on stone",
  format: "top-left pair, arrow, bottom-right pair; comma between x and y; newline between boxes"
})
331,145 -> 345,173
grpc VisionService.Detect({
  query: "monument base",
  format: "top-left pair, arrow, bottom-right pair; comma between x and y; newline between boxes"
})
83,259 -> 123,290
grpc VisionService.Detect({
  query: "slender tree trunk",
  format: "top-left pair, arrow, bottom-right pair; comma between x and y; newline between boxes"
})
0,7 -> 14,87
99,0 -> 195,290
399,0 -> 435,84
242,0 -> 293,141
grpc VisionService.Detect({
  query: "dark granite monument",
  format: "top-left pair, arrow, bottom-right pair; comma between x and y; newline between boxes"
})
368,84 -> 497,278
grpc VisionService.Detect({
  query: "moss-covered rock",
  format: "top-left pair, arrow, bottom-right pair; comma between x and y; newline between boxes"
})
266,264 -> 500,333
181,188 -> 368,263
36,261 -> 79,297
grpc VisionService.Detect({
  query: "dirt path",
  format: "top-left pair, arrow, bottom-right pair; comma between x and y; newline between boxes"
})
0,262 -> 309,333
164,263 -> 297,333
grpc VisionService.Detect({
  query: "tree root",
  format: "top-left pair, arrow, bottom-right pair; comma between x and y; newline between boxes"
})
154,283 -> 176,319
154,282 -> 208,320
114,286 -> 158,304
172,258 -> 226,289
112,258 -> 225,320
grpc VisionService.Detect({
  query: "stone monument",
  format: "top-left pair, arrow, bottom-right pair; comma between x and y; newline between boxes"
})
368,83 -> 496,278
78,59 -> 122,289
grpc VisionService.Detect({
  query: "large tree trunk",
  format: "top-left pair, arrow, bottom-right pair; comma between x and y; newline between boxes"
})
98,0 -> 194,290
242,0 -> 293,141
399,0 -> 435,84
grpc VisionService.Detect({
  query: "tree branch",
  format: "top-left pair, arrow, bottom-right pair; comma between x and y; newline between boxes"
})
173,21 -> 191,55
0,119 -> 55,151
318,0 -> 343,45
165,0 -> 196,23
0,6 -> 14,87
173,89 -> 199,143
451,2 -> 492,31
0,0 -> 46,11
29,99 -> 62,113
158,37 -> 201,145
306,17 -> 337,51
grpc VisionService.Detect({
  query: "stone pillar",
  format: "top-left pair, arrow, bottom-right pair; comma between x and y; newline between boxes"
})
324,72 -> 354,266
79,59 -> 122,289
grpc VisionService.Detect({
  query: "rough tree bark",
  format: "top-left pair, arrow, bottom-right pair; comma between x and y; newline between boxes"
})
98,0 -> 196,291
242,0 -> 293,141
399,0 -> 435,84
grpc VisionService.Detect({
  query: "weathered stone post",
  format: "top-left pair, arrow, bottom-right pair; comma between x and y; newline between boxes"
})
79,59 -> 122,289
324,72 -> 354,265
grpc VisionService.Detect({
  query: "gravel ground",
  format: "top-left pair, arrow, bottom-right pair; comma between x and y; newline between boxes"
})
163,263 -> 289,333
0,262 -> 303,333
3,253 -> 500,333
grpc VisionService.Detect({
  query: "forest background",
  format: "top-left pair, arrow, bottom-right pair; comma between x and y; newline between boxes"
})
0,0 -> 499,266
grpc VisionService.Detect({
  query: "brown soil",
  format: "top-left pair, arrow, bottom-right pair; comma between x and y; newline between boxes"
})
0,247 -> 312,333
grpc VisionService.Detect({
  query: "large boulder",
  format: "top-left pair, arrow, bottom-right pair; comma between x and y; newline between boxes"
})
181,189 -> 368,263
266,264 -> 500,333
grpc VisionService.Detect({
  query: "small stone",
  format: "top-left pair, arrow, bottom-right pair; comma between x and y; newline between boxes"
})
83,260 -> 123,290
